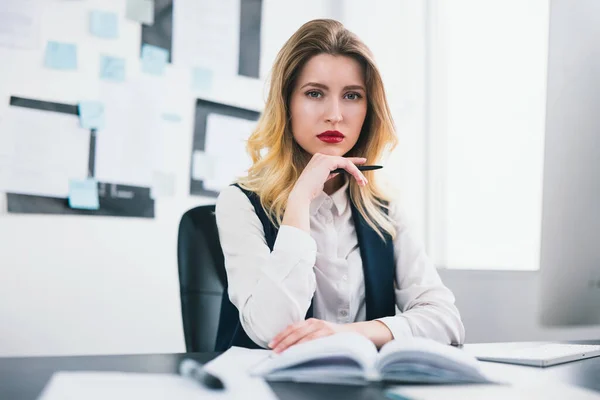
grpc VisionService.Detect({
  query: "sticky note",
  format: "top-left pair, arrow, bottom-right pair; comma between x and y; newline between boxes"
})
192,67 -> 213,92
99,55 -> 126,82
90,10 -> 119,39
78,101 -> 105,130
161,113 -> 181,122
141,44 -> 168,75
192,151 -> 216,181
44,41 -> 77,70
126,0 -> 154,25
68,178 -> 100,210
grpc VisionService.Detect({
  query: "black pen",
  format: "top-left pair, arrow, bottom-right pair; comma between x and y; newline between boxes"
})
331,165 -> 383,174
179,358 -> 225,390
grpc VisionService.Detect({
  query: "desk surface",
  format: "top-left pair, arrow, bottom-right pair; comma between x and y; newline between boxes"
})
1,342 -> 600,400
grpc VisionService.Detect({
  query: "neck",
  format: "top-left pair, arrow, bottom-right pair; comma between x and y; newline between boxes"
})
323,175 -> 345,196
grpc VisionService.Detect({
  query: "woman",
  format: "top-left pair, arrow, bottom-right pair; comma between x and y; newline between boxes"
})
214,19 -> 465,353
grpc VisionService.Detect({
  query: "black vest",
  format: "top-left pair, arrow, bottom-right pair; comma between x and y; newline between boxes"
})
214,184 -> 396,351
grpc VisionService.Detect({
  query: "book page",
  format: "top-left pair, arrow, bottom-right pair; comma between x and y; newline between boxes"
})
376,337 -> 490,383
251,332 -> 378,378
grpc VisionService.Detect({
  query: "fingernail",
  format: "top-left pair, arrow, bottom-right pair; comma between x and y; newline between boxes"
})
268,341 -> 274,348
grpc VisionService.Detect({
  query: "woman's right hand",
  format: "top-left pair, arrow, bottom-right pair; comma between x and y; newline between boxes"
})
289,153 -> 369,203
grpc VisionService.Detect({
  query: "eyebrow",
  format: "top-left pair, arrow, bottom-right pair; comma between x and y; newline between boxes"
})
299,82 -> 366,92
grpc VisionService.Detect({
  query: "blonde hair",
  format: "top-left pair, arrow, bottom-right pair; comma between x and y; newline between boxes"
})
238,19 -> 399,240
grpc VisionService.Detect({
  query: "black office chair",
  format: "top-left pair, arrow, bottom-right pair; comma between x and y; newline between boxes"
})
177,205 -> 227,352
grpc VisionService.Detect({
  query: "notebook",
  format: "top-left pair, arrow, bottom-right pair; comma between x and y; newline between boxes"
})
249,332 -> 493,385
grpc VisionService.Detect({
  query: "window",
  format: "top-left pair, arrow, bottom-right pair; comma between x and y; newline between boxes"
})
426,0 -> 550,270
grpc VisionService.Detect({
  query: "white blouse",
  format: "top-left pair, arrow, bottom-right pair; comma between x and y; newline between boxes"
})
215,180 -> 465,349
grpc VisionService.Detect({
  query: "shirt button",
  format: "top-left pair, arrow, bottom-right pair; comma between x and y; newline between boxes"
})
340,309 -> 348,317
326,216 -> 333,223
325,198 -> 332,208
342,275 -> 348,281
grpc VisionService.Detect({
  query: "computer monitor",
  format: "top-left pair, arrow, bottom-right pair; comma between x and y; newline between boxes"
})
539,0 -> 600,326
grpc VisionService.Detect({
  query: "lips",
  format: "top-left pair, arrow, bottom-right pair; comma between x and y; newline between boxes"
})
317,130 -> 345,143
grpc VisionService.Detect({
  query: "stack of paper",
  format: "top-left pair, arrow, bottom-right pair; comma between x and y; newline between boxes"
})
38,348 -> 276,400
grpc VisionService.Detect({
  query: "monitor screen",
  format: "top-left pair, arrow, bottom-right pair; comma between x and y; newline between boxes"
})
539,0 -> 600,326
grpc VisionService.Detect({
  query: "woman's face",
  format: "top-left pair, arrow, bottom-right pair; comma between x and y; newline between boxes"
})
289,54 -> 368,158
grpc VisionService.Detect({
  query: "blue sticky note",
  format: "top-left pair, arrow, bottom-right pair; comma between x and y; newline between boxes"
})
141,44 -> 168,75
161,113 -> 181,122
78,101 -> 105,130
100,55 -> 126,82
192,67 -> 213,92
68,179 -> 100,210
90,10 -> 119,39
44,41 -> 77,70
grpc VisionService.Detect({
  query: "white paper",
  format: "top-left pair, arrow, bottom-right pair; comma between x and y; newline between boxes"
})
39,372 -> 228,400
388,382 -> 600,400
94,77 -> 162,187
202,114 -> 256,192
0,0 -> 41,49
154,69 -> 193,173
39,349 -> 278,400
203,347 -> 277,399
150,171 -> 176,198
192,150 -> 216,181
204,346 -> 272,375
172,0 -> 240,76
0,107 -> 90,197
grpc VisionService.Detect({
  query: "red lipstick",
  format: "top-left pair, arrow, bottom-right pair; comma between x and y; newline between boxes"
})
317,130 -> 345,143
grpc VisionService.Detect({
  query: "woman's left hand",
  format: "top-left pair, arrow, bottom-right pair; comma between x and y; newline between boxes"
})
268,318 -> 348,353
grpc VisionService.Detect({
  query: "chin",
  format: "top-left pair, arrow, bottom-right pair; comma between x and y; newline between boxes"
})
314,146 -> 349,157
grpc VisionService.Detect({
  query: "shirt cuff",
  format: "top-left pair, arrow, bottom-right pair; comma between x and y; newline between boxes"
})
377,316 -> 414,340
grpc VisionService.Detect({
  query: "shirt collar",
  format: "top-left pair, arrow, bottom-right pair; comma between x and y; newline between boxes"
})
309,177 -> 350,216
330,178 -> 350,215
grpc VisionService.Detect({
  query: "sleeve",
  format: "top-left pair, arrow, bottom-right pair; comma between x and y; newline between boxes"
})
215,185 -> 318,348
376,202 -> 466,345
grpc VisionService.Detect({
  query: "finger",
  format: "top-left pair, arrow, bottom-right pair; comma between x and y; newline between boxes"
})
273,321 -> 316,353
326,172 -> 340,181
341,159 -> 368,186
296,330 -> 330,345
345,157 -> 368,165
273,323 -> 319,354
269,321 -> 307,349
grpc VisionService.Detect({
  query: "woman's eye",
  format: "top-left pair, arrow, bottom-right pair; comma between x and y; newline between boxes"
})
306,90 -> 322,98
345,92 -> 362,100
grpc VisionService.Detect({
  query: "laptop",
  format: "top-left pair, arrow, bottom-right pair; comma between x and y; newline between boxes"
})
464,342 -> 600,367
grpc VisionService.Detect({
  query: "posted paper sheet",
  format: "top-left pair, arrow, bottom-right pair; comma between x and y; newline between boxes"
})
202,114 -> 256,192
0,107 -> 90,197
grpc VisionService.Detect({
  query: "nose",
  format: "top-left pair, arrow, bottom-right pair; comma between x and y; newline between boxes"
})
325,98 -> 343,124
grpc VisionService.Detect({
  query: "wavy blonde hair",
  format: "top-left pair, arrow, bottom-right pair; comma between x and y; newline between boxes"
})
238,19 -> 399,240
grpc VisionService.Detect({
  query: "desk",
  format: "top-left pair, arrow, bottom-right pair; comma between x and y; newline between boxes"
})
1,342 -> 599,400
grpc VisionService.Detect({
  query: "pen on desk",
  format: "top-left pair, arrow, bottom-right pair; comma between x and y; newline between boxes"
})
331,165 -> 383,174
179,358 -> 225,390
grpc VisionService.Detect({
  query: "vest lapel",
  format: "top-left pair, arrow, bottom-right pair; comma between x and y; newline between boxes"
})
350,201 -> 397,320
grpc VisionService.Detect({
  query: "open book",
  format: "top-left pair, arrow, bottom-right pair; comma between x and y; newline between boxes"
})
250,332 -> 492,385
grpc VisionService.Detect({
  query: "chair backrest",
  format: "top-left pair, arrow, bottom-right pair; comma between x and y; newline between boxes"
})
177,205 -> 227,352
